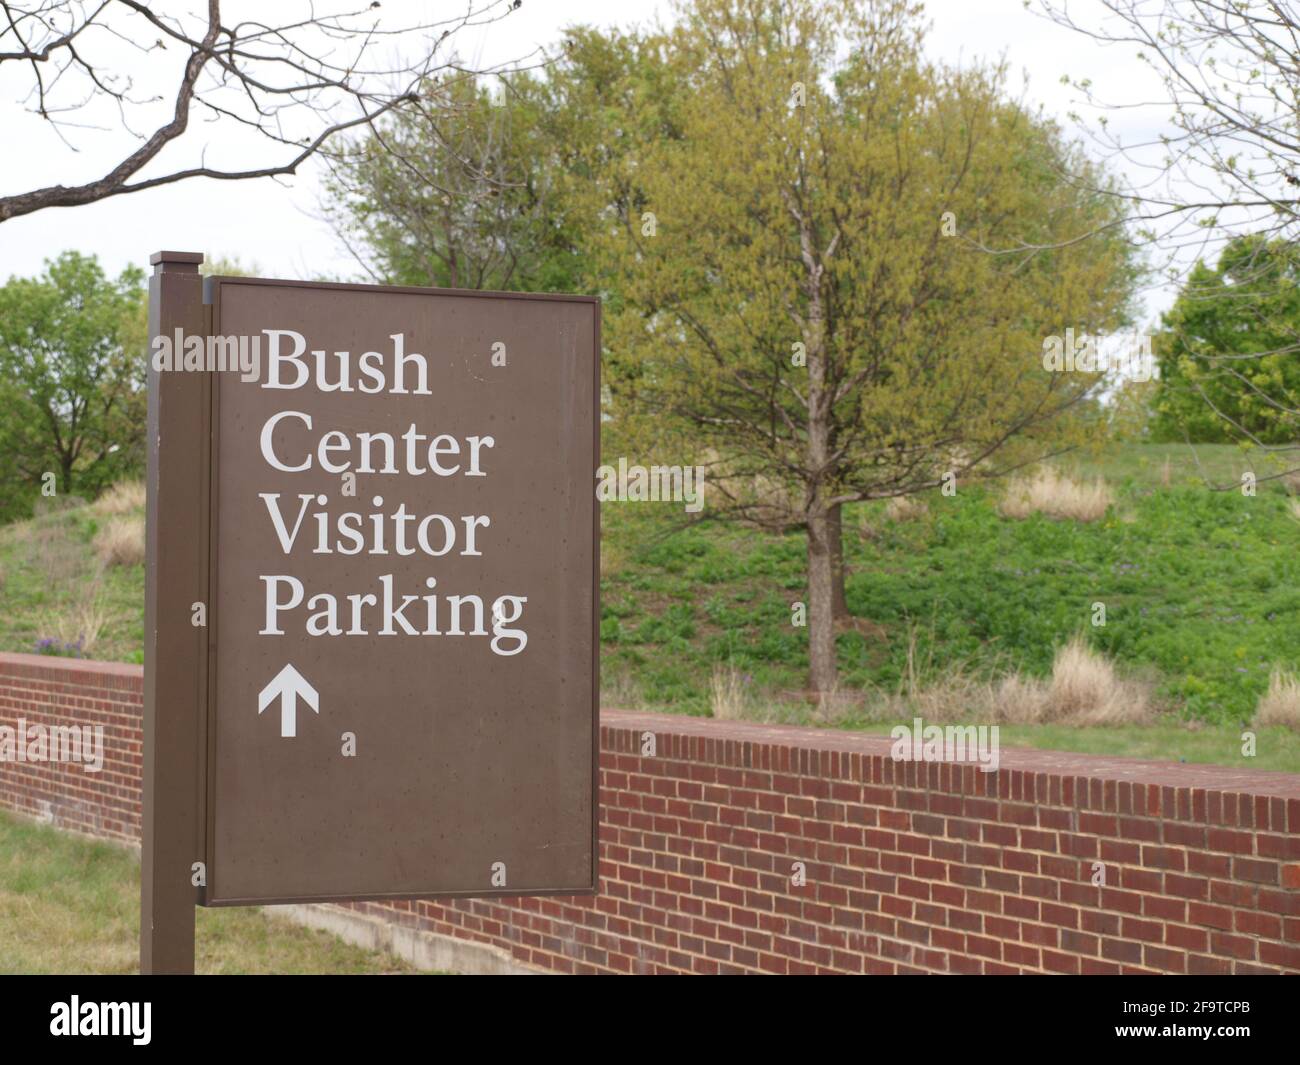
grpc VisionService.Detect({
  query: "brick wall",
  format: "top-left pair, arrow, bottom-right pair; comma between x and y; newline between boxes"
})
0,653 -> 142,842
2,652 -> 1298,973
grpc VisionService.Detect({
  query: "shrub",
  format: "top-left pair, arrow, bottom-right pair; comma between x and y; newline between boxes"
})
1254,671 -> 1300,732
93,480 -> 145,516
94,516 -> 144,567
1040,636 -> 1150,725
999,467 -> 1113,522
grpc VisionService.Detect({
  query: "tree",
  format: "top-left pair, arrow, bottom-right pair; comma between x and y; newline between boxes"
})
0,0 -> 529,224
0,252 -> 146,517
1154,235 -> 1300,447
590,0 -> 1138,697
1037,0 -> 1300,465
323,70 -> 585,293
321,24 -> 688,297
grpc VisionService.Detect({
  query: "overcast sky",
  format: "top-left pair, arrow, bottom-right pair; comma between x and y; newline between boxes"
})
0,0 -> 1174,320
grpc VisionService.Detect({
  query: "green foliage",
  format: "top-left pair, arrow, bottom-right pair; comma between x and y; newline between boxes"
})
0,500 -> 144,663
598,445 -> 1297,725
324,71 -> 587,293
0,447 -> 1292,751
0,252 -> 146,521
590,0 -> 1140,515
1154,234 -> 1300,444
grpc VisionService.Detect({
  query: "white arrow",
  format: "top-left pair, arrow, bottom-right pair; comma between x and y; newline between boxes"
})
257,663 -> 319,738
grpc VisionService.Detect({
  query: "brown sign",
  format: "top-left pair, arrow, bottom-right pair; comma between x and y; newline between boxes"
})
143,262 -> 597,935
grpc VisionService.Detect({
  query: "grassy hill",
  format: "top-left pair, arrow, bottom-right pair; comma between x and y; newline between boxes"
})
0,482 -> 144,663
2,443 -> 1298,771
603,447 -> 1300,724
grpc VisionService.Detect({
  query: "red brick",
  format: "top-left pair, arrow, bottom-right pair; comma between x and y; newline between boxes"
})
1170,920 -> 1206,951
1210,932 -> 1256,962
6,656 -> 1300,975
1233,857 -> 1279,885
1188,902 -> 1233,931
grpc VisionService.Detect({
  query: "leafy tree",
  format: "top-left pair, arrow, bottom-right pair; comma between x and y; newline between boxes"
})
1154,235 -> 1300,446
322,26 -> 682,297
589,0 -> 1138,696
1039,1 -> 1300,468
0,253 -> 146,519
324,72 -> 586,293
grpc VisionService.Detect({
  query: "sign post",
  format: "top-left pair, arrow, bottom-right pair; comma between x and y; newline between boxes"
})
142,254 -> 599,972
141,251 -> 209,973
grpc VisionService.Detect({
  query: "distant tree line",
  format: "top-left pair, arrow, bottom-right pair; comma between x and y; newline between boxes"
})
0,252 -> 146,521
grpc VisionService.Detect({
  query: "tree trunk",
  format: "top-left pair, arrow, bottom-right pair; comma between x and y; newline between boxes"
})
828,502 -> 848,620
806,506 -> 838,698
796,197 -> 837,699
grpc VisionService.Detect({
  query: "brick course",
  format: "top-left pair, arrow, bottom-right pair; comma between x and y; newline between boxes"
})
0,653 -> 143,842
2,653 -> 1297,973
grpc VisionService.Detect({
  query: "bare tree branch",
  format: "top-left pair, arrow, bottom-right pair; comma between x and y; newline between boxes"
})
0,0 -> 532,223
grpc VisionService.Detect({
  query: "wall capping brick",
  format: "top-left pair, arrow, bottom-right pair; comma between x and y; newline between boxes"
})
0,651 -> 144,690
601,709 -> 1300,804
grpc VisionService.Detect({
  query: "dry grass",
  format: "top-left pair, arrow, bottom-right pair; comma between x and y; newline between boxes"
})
709,664 -> 750,721
32,494 -> 86,517
32,530 -> 86,587
1037,636 -> 1151,724
983,674 -> 1047,725
859,622 -> 994,723
92,480 -> 145,517
1288,498 -> 1300,522
999,467 -> 1114,522
601,670 -> 644,711
863,633 -> 1151,727
39,579 -> 120,654
807,685 -> 863,725
1254,670 -> 1300,732
94,516 -> 144,568
705,665 -> 848,725
700,450 -> 798,530
884,495 -> 928,522
599,542 -> 625,580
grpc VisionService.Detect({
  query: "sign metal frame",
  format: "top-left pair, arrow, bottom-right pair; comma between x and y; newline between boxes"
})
142,253 -> 600,971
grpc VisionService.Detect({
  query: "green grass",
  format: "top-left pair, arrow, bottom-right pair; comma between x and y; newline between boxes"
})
1,443 -> 1297,770
0,810 -> 420,974
852,722 -> 1300,774
0,497 -> 144,663
602,444 -> 1299,726
1066,440 -> 1299,491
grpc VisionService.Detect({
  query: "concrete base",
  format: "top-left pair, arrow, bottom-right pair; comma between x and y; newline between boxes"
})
269,903 -> 546,975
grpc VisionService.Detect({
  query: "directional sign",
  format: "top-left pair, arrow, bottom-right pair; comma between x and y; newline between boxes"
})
190,277 -> 598,906
257,664 -> 319,739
